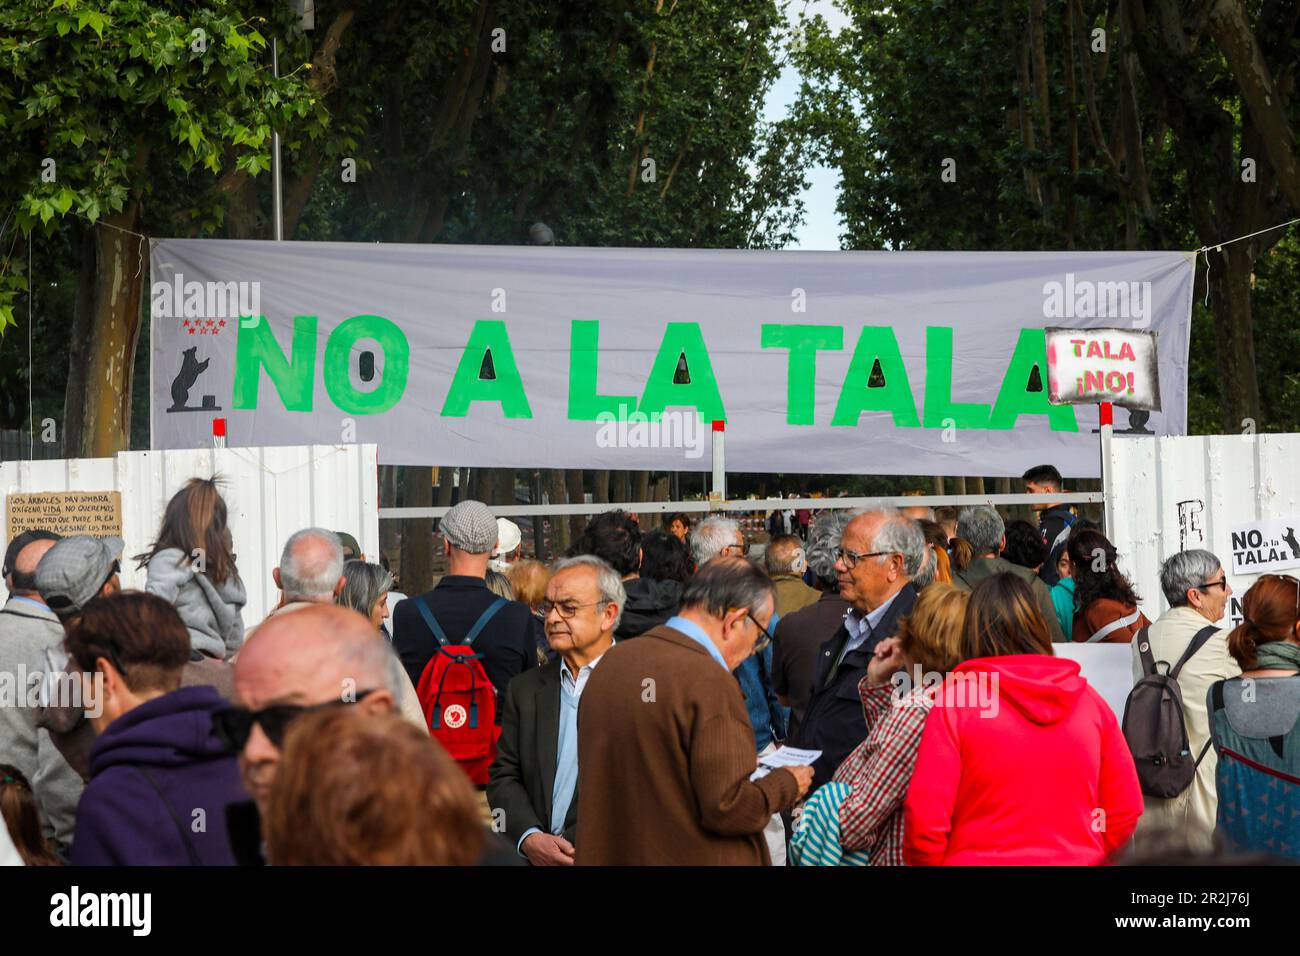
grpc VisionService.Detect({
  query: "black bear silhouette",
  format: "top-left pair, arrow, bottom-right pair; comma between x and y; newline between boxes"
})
1282,527 -> 1300,560
168,347 -> 210,411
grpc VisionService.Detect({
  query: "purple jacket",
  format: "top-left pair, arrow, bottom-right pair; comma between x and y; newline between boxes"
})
71,686 -> 246,865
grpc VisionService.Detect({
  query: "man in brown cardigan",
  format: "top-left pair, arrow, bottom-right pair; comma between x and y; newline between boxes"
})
575,557 -> 813,865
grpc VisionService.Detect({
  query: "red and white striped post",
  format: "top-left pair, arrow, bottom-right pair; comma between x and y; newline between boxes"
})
1099,402 -> 1114,534
710,419 -> 726,504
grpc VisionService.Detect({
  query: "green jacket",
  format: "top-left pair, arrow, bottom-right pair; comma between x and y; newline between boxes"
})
953,556 -> 1067,643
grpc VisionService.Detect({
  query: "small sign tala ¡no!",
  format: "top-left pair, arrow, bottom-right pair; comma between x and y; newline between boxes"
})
4,491 -> 124,542
1044,327 -> 1161,411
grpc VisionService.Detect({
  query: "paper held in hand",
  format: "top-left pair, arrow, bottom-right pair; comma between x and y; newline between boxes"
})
749,746 -> 822,781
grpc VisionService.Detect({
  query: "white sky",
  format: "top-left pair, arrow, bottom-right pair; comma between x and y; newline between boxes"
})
763,0 -> 853,250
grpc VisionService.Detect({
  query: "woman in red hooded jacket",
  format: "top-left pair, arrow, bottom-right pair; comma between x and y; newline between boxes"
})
904,573 -> 1142,865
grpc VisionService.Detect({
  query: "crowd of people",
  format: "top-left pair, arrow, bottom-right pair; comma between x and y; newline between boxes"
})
1,464 -> 1298,866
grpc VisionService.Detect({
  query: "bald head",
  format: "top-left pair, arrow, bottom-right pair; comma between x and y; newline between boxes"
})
234,604 -> 400,812
10,538 -> 57,596
274,528 -> 345,603
764,535 -> 807,577
237,605 -> 396,707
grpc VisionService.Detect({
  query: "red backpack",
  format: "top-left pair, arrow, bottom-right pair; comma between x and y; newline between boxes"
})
412,595 -> 506,786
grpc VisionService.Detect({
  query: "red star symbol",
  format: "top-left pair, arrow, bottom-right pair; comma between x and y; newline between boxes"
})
200,327 -> 208,334
218,319 -> 226,327
206,318 -> 216,327
187,327 -> 195,334
182,319 -> 190,329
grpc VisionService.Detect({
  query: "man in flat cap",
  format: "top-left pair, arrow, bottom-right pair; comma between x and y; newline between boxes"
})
392,499 -> 538,709
0,533 -> 123,849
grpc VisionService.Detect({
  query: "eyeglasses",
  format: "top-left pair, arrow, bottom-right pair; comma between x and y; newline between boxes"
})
724,540 -> 750,556
746,612 -> 773,656
1196,578 -> 1228,592
836,547 -> 890,570
540,599 -> 605,619
212,688 -> 378,752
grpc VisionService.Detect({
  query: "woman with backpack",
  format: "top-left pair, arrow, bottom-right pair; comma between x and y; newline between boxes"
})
904,573 -> 1143,865
1208,574 -> 1300,860
136,477 -> 247,660
1128,550 -> 1239,854
1067,527 -> 1150,643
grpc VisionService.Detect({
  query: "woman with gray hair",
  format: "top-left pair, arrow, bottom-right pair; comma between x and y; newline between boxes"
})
335,561 -> 430,731
1130,548 -> 1239,853
338,560 -> 397,634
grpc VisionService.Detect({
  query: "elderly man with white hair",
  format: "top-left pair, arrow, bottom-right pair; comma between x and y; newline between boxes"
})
687,517 -> 786,751
790,508 -> 924,788
255,527 -> 348,631
1131,549 -> 1240,853
488,555 -> 625,866
688,515 -> 791,864
689,516 -> 747,567
252,528 -> 427,731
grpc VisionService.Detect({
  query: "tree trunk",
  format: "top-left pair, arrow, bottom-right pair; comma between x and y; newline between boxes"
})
593,470 -> 610,504
437,469 -> 457,507
379,464 -> 400,562
546,468 -> 571,554
566,469 -> 586,540
932,476 -> 944,496
64,207 -> 145,458
1208,243 -> 1262,431
633,470 -> 650,503
995,476 -> 1014,519
399,466 -> 433,595
492,469 -> 516,507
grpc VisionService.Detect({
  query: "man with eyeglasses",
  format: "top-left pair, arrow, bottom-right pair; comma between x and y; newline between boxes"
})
488,555 -> 625,866
1131,549 -> 1241,853
221,604 -> 406,863
575,557 -> 813,865
689,517 -> 788,753
790,510 -> 923,789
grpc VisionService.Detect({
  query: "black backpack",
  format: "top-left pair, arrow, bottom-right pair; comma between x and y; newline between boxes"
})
1121,624 -> 1217,798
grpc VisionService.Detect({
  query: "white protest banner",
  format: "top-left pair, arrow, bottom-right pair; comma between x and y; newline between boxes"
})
1229,519 -> 1300,576
1045,327 -> 1160,410
149,241 -> 1194,475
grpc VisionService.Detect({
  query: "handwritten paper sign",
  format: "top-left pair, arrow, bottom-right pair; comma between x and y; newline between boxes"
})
1045,327 -> 1161,410
5,491 -> 124,542
1229,518 -> 1300,576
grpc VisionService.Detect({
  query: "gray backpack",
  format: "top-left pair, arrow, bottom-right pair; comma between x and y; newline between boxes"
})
1121,624 -> 1217,798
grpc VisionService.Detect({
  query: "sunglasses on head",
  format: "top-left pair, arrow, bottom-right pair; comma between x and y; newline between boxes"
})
1261,573 -> 1300,614
212,688 -> 379,752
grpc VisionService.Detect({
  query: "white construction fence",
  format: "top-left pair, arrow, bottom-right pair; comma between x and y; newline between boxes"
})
1107,432 -> 1300,628
0,444 -> 379,626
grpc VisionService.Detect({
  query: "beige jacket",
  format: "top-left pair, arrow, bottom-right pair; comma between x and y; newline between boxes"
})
1130,606 -> 1241,852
